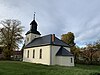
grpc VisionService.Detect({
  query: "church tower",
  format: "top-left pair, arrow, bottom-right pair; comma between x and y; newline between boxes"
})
25,13 -> 41,45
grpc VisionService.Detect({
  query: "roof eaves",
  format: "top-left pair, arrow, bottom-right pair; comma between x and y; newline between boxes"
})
24,44 -> 52,49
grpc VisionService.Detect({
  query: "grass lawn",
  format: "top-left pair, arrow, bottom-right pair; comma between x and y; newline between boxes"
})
0,61 -> 100,75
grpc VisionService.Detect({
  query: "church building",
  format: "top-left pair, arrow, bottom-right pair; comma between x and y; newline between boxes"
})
23,14 -> 74,66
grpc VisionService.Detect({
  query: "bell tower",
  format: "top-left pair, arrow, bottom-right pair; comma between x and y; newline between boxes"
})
25,12 -> 41,45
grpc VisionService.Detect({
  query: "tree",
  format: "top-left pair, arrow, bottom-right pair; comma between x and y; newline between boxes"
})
21,43 -> 25,58
94,40 -> 100,49
81,44 -> 97,64
80,40 -> 100,64
71,46 -> 80,62
61,32 -> 80,62
0,19 -> 24,60
61,32 -> 75,47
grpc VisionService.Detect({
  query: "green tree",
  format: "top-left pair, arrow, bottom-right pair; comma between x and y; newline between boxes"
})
0,19 -> 24,60
61,32 -> 75,47
80,40 -> 100,64
21,43 -> 25,58
61,32 -> 80,62
71,46 -> 80,62
94,40 -> 100,49
80,44 -> 97,64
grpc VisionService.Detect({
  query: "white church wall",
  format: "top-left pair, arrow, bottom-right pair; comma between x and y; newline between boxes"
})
25,33 -> 40,45
64,47 -> 70,52
23,45 -> 51,65
50,45 -> 74,66
50,45 -> 60,65
23,45 -> 74,66
31,33 -> 40,40
56,56 -> 74,66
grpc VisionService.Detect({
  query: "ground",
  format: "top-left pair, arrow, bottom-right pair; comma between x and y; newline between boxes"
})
0,61 -> 100,75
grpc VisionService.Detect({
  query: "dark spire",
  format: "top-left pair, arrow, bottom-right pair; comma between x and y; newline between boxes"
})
25,13 -> 41,35
30,12 -> 37,31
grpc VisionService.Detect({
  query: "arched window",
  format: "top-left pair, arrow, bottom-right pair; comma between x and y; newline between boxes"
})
71,58 -> 73,63
40,49 -> 42,59
27,50 -> 29,58
33,49 -> 35,58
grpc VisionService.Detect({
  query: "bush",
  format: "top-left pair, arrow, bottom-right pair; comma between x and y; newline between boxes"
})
90,72 -> 100,75
76,60 -> 100,65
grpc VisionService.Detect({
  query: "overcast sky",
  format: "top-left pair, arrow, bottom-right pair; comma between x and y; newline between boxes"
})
0,0 -> 100,47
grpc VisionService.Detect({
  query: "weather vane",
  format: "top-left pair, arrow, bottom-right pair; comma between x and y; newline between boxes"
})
34,12 -> 36,20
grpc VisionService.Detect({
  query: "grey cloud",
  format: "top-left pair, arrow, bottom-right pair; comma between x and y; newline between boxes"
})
0,0 -> 100,47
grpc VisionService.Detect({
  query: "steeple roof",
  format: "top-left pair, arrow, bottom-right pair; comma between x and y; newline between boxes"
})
30,12 -> 37,25
26,13 -> 41,35
30,20 -> 37,26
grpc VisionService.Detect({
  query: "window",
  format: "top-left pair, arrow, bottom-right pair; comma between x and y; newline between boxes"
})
27,37 -> 29,42
33,50 -> 35,58
27,50 -> 29,58
71,58 -> 73,63
40,49 -> 42,59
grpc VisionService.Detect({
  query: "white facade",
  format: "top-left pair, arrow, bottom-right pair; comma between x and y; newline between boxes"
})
56,56 -> 74,66
23,45 -> 51,65
23,45 -> 74,66
25,33 -> 40,45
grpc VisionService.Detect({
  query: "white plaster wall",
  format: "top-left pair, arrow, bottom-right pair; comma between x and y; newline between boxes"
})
51,46 -> 74,66
50,46 -> 60,65
25,33 -> 40,45
64,47 -> 70,52
31,33 -> 40,40
23,45 -> 74,66
56,56 -> 74,66
23,45 -> 50,65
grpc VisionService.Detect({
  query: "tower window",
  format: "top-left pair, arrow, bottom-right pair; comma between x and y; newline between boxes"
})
40,49 -> 42,59
27,37 -> 29,42
27,50 -> 29,58
71,58 -> 73,63
33,49 -> 35,58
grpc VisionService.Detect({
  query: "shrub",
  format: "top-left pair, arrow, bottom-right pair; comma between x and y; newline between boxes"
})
90,72 -> 100,75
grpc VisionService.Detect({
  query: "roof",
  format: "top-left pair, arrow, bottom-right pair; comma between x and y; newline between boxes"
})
30,20 -> 37,25
25,30 -> 41,35
56,47 -> 73,56
25,20 -> 41,35
25,34 -> 69,48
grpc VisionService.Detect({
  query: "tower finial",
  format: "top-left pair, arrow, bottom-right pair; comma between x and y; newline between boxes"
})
33,12 -> 36,20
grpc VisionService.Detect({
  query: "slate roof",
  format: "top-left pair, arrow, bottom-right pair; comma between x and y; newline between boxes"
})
25,30 -> 41,35
26,20 -> 41,35
56,47 -> 73,56
25,34 -> 69,48
30,19 -> 37,25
